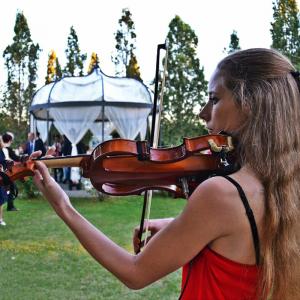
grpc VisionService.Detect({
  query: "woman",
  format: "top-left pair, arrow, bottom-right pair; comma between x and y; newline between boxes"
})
31,48 -> 300,300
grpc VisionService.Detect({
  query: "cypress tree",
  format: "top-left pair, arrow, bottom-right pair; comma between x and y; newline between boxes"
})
271,0 -> 300,67
161,16 -> 207,146
224,30 -> 241,54
87,52 -> 100,74
112,8 -> 141,78
64,26 -> 87,76
45,50 -> 56,84
2,11 -> 41,130
126,53 -> 142,81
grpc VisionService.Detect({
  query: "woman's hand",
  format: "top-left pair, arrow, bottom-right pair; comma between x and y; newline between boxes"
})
30,151 -> 72,215
133,218 -> 174,254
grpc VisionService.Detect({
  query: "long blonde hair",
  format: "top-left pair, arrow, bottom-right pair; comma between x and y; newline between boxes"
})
217,48 -> 300,300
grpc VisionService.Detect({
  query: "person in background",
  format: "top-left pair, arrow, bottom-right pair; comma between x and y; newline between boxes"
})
24,132 -> 46,157
0,137 -> 8,225
61,135 -> 72,185
52,134 -> 63,183
60,135 -> 87,190
35,131 -> 46,157
68,140 -> 87,190
31,48 -> 300,300
2,132 -> 20,211
24,132 -> 36,156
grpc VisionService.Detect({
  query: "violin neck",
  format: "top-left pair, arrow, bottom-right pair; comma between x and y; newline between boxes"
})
36,155 -> 90,168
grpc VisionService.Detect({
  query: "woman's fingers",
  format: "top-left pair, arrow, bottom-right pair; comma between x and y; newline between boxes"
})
133,221 -> 157,254
34,161 -> 53,184
133,234 -> 154,254
29,148 -> 55,161
133,237 -> 141,254
33,169 -> 45,191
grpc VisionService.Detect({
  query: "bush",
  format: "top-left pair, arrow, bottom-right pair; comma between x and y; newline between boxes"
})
16,177 -> 39,199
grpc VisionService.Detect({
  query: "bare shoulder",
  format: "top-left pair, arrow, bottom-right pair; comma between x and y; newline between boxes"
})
188,176 -> 238,210
186,171 -> 264,229
177,176 -> 243,241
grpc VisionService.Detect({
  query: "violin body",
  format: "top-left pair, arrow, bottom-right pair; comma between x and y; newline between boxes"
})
85,134 -> 234,197
87,154 -> 219,197
1,134 -> 234,199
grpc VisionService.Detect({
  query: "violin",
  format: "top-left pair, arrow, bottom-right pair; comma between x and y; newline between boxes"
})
0,134 -> 234,199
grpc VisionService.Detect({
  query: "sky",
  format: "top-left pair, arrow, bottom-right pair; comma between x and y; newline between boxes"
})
0,0 -> 297,89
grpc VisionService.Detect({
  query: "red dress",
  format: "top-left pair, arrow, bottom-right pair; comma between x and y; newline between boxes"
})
181,247 -> 260,300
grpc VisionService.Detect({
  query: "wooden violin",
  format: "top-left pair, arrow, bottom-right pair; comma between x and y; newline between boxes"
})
0,134 -> 234,199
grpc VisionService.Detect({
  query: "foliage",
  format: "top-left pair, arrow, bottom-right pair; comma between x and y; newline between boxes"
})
224,30 -> 241,54
45,50 -> 63,84
16,177 -> 39,199
64,26 -> 87,77
2,11 -> 40,133
126,53 -> 142,81
87,52 -> 100,74
112,8 -> 141,79
161,16 -> 208,146
45,50 -> 56,84
55,57 -> 63,79
271,0 -> 300,68
0,195 -> 185,299
0,114 -> 27,147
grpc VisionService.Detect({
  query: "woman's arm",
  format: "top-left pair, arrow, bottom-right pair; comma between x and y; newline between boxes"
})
33,159 -> 233,289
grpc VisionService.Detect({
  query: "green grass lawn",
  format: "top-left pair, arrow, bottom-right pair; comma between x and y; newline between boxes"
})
0,194 -> 186,300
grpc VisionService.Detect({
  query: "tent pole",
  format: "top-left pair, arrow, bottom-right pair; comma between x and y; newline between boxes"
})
46,110 -> 49,147
102,103 -> 105,143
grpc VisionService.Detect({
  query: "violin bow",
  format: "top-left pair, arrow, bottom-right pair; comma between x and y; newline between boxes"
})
137,42 -> 168,253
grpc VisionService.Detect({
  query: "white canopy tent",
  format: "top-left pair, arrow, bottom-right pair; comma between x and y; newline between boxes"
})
30,67 -> 153,154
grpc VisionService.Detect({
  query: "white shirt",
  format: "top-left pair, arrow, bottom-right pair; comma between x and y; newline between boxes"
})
2,147 -> 10,160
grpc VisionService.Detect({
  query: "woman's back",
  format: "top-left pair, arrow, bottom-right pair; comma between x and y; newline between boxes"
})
180,168 -> 265,299
209,170 -> 265,265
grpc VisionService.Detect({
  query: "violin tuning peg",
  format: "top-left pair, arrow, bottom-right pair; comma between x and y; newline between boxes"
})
208,137 -> 234,153
208,139 -> 222,153
226,136 -> 234,152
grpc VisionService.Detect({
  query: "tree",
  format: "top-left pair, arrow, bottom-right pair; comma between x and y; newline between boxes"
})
87,52 -> 100,74
224,30 -> 241,54
112,8 -> 140,77
271,0 -> 300,68
45,50 -> 63,83
160,15 -> 208,146
64,26 -> 87,76
45,50 -> 56,84
126,53 -> 142,81
55,57 -> 63,79
2,11 -> 41,130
